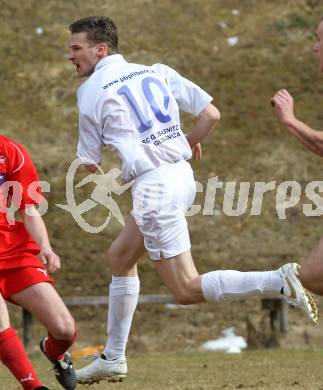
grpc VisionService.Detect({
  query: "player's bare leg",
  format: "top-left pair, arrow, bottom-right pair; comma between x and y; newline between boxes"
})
154,250 -> 204,304
76,216 -> 146,385
299,236 -> 323,295
154,250 -> 317,322
12,283 -> 75,339
12,283 -> 77,390
108,215 -> 145,277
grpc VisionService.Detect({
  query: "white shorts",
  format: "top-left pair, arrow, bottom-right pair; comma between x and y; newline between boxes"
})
132,160 -> 196,260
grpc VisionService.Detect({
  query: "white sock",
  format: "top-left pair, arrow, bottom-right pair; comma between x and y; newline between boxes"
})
104,275 -> 140,360
201,270 -> 283,302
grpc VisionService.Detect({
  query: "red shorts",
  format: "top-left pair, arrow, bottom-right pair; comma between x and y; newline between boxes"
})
0,266 -> 55,300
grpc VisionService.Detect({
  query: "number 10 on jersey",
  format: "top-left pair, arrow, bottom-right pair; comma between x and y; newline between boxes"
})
117,76 -> 172,133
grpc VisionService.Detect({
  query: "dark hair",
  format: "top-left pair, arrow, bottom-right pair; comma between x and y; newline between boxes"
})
69,16 -> 118,52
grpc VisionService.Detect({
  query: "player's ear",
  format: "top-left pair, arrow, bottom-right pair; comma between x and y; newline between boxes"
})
96,43 -> 108,58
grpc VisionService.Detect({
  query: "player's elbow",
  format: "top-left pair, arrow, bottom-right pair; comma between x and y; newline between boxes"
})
201,104 -> 221,125
210,106 -> 221,123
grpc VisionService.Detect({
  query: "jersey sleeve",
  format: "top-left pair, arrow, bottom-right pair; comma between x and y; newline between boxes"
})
152,63 -> 213,116
77,113 -> 103,164
7,141 -> 43,211
76,84 -> 104,165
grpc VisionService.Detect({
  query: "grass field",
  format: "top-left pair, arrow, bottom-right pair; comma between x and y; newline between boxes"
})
3,0 -> 323,387
1,349 -> 323,389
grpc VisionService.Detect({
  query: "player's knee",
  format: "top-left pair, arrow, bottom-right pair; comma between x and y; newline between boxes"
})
173,287 -> 195,305
174,294 -> 194,305
171,277 -> 203,305
51,314 -> 76,340
175,296 -> 193,305
108,244 -> 130,274
108,243 -> 120,265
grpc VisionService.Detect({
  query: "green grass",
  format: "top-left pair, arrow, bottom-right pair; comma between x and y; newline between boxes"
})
1,350 -> 323,389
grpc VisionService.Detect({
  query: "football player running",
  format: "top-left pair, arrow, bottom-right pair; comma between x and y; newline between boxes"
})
67,16 -> 317,385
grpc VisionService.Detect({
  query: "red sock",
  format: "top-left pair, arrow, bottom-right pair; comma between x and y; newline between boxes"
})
44,323 -> 77,361
0,327 -> 42,390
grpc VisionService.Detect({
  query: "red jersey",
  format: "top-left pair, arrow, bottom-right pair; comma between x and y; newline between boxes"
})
0,134 -> 44,269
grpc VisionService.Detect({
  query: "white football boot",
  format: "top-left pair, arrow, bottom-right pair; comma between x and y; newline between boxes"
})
76,355 -> 127,385
279,263 -> 318,323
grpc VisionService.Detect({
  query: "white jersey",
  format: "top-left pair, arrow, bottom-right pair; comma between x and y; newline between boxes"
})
77,54 -> 212,182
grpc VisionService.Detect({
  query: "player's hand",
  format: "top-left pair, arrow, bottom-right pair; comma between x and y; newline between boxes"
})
38,248 -> 61,274
192,143 -> 202,160
271,89 -> 296,126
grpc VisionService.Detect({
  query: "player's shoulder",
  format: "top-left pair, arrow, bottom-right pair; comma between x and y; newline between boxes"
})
124,61 -> 152,74
150,63 -> 182,81
151,63 -> 172,73
0,135 -> 28,171
122,62 -> 173,75
0,134 -> 12,146
0,134 -> 22,153
0,135 -> 11,166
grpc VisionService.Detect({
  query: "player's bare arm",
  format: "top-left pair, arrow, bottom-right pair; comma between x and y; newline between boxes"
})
20,206 -> 61,273
191,142 -> 202,161
186,103 -> 220,148
272,89 -> 323,156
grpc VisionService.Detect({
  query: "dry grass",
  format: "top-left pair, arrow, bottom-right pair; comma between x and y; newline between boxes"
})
2,0 -> 323,356
2,349 -> 323,389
